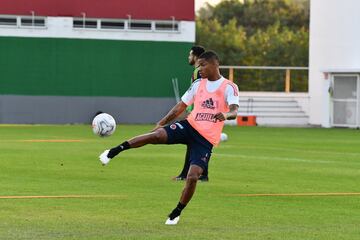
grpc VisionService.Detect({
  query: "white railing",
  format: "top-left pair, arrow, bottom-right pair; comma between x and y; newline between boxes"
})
220,66 -> 309,92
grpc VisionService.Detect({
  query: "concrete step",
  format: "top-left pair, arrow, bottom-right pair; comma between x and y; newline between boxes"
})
226,116 -> 309,126
239,101 -> 298,107
238,112 -> 306,117
256,116 -> 309,125
239,97 -> 298,102
233,93 -> 310,126
238,107 -> 302,112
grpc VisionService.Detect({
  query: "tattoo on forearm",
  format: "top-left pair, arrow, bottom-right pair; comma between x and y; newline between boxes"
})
227,105 -> 239,120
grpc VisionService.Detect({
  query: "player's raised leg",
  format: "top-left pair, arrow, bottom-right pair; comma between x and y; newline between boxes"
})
99,128 -> 168,165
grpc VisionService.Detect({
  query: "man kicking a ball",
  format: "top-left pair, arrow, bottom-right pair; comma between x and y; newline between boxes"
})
100,51 -> 239,225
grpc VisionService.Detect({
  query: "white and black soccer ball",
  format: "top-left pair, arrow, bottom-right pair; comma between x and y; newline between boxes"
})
92,113 -> 116,137
220,132 -> 228,142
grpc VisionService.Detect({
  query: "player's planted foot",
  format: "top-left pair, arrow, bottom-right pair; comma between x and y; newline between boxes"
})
165,216 -> 180,225
165,202 -> 186,225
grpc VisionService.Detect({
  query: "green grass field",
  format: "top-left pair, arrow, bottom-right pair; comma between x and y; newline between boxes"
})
0,124 -> 359,239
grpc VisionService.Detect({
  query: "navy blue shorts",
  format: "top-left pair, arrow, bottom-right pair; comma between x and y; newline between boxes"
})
163,120 -> 213,172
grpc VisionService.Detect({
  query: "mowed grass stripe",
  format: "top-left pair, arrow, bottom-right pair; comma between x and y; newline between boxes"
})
214,153 -> 360,165
1,192 -> 359,200
234,144 -> 360,157
0,195 -> 127,199
20,139 -> 83,142
226,192 -> 360,197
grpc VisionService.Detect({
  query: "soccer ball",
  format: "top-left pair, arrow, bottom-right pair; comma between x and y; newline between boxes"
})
92,113 -> 116,137
220,132 -> 228,142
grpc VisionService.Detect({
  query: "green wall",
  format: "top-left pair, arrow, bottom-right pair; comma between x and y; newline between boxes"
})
0,37 -> 193,97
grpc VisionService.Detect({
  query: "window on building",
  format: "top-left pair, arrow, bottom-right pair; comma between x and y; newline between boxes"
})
155,22 -> 179,31
20,17 -> 46,27
0,16 -> 17,26
100,20 -> 125,30
129,21 -> 152,31
73,19 -> 97,29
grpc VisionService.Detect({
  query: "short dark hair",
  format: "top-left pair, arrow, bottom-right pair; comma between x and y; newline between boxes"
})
190,45 -> 205,57
198,50 -> 220,63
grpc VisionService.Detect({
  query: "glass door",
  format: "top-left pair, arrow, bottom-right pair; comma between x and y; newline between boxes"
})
331,75 -> 359,127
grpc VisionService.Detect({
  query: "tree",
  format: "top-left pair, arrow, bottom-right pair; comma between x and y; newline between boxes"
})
196,18 -> 247,65
196,0 -> 309,91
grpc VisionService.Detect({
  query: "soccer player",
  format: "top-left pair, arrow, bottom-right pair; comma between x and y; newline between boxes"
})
173,45 -> 207,182
188,45 -> 205,84
99,51 -> 239,225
